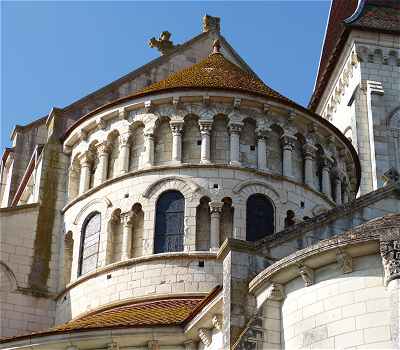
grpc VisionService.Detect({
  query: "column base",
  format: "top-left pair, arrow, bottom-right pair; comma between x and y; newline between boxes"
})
229,161 -> 241,167
200,159 -> 212,165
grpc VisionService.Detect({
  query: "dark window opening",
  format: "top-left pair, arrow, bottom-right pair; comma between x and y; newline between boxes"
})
246,194 -> 274,242
154,190 -> 185,253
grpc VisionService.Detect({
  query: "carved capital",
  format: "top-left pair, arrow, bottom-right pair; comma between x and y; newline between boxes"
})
209,201 -> 223,214
303,143 -> 317,159
121,212 -> 133,226
118,108 -> 128,120
199,120 -> 213,134
229,122 -> 243,134
256,127 -> 271,140
380,234 -> 400,286
198,328 -> 212,346
281,134 -> 296,151
336,250 -> 353,274
298,265 -> 314,287
79,151 -> 93,166
97,141 -> 111,155
119,133 -> 131,148
170,120 -> 184,136
321,155 -> 334,170
265,282 -> 285,301
212,314 -> 223,330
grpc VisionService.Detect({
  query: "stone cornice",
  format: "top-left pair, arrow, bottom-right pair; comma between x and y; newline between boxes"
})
217,238 -> 258,261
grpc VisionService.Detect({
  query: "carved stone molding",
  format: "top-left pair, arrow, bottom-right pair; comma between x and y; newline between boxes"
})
212,314 -> 223,331
380,234 -> 400,286
336,250 -> 353,274
198,328 -> 212,346
298,265 -> 314,287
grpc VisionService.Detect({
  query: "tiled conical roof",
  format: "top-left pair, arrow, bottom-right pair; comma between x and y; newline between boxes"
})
138,52 -> 292,103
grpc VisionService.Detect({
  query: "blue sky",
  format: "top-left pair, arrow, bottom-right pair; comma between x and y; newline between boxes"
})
1,1 -> 330,150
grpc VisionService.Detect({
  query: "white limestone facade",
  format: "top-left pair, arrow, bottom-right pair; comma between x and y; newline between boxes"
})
315,29 -> 400,195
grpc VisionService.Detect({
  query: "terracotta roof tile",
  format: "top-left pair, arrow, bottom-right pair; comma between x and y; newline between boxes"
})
136,52 -> 293,104
53,298 -> 202,332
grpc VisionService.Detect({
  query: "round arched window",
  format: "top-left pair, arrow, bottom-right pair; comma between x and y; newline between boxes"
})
246,194 -> 274,242
78,212 -> 101,276
154,191 -> 185,253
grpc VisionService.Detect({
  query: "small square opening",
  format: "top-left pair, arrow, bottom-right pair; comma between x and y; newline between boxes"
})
107,274 -> 112,280
250,145 -> 256,151
213,184 -> 219,189
198,261 -> 205,268
197,140 -> 202,146
301,201 -> 305,208
124,193 -> 129,198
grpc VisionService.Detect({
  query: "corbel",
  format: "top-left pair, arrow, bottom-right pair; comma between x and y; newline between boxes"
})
233,97 -> 241,110
265,282 -> 285,301
336,250 -> 353,274
144,100 -> 154,113
297,265 -> 314,287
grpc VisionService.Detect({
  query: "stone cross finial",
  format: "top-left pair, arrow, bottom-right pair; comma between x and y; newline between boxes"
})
148,31 -> 176,55
212,39 -> 221,54
203,14 -> 220,32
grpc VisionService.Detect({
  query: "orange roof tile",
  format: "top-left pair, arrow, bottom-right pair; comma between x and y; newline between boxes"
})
54,298 -> 202,332
136,52 -> 292,103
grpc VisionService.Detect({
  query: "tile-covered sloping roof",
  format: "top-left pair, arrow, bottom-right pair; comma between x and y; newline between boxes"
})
54,298 -> 202,332
309,0 -> 400,111
135,52 -> 294,104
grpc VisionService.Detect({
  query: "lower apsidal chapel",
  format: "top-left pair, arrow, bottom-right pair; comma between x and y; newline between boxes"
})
1,4 -> 400,350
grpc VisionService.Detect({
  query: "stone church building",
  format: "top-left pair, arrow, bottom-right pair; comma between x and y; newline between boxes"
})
0,1 -> 399,349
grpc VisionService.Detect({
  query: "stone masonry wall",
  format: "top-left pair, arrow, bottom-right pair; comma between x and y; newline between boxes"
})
282,254 -> 394,349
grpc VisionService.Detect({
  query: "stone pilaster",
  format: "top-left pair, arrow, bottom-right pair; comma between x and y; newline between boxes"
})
209,201 -> 223,251
79,151 -> 93,194
121,212 -> 133,261
229,123 -> 243,166
94,141 -> 110,186
118,133 -> 131,174
333,169 -> 343,205
170,120 -> 184,163
199,120 -> 213,164
303,143 -> 317,189
281,134 -> 296,178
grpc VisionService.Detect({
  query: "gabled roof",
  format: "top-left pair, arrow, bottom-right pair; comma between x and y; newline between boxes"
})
309,0 -> 400,111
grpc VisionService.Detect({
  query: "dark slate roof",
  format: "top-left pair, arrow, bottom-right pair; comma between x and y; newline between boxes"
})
309,0 -> 400,111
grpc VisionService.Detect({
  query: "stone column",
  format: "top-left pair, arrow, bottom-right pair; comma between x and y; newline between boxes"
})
321,156 -> 333,199
209,201 -> 223,251
281,134 -> 296,178
333,172 -> 342,205
199,120 -> 213,164
119,134 -> 130,175
170,121 -> 184,163
121,213 -> 133,261
94,142 -> 110,186
143,132 -> 155,167
303,143 -> 317,189
256,129 -> 269,171
229,123 -> 243,166
79,152 -> 92,194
